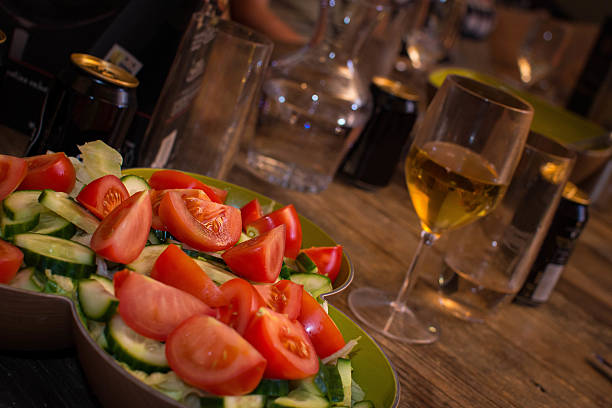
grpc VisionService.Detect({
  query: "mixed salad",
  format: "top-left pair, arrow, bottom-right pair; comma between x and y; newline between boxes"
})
0,141 -> 375,408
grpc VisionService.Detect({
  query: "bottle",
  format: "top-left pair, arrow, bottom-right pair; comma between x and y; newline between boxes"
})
514,182 -> 589,306
244,0 -> 381,193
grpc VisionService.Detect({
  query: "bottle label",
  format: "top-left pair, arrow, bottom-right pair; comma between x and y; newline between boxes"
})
531,263 -> 564,302
151,130 -> 177,168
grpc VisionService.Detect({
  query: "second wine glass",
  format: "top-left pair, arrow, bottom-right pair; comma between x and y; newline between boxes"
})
348,75 -> 534,344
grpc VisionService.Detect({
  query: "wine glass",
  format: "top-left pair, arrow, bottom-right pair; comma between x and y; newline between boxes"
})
348,75 -> 534,344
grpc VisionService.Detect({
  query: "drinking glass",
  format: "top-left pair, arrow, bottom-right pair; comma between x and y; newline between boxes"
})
348,75 -> 533,344
516,15 -> 568,87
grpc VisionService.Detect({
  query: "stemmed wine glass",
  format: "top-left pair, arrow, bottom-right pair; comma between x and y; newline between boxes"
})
348,75 -> 534,344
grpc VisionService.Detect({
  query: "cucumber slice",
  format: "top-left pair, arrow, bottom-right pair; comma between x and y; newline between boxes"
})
295,252 -> 318,274
78,279 -> 119,322
253,378 -> 289,397
181,247 -> 229,270
31,211 -> 76,239
271,390 -> 330,408
105,314 -> 169,374
335,359 -> 352,407
90,274 -> 115,295
14,233 -> 96,279
3,190 -> 44,220
125,244 -> 170,275
200,395 -> 266,408
121,175 -> 150,196
39,189 -> 100,234
290,273 -> 333,299
1,210 -> 39,239
193,258 -> 239,285
9,267 -> 43,292
352,401 -> 374,408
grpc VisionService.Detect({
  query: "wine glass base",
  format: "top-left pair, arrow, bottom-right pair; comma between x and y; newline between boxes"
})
348,287 -> 439,344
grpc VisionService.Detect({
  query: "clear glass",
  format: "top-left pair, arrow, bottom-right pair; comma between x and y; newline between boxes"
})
138,17 -> 273,180
349,75 -> 534,343
243,0 -> 383,193
437,132 -> 575,321
516,15 -> 569,87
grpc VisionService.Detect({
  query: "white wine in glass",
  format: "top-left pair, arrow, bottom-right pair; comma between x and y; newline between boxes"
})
348,75 -> 534,344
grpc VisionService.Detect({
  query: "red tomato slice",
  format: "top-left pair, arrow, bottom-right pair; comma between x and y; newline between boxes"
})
244,307 -> 319,380
150,189 -> 210,231
240,199 -> 263,231
253,279 -> 303,320
76,175 -> 130,219
114,270 -> 214,341
19,152 -> 76,193
151,244 -> 227,307
0,240 -> 24,284
90,190 -> 152,264
222,225 -> 285,283
166,314 -> 266,395
300,245 -> 343,283
217,278 -> 264,335
158,191 -> 241,252
0,155 -> 27,201
298,289 -> 345,358
246,204 -> 302,259
148,170 -> 226,203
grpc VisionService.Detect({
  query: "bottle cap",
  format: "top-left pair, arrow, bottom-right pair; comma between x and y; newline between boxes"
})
70,53 -> 139,88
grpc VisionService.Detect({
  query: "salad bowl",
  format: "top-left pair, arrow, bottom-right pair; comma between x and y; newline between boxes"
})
0,169 -> 400,408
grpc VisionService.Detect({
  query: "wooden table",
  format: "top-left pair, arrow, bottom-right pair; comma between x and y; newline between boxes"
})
0,155 -> 610,407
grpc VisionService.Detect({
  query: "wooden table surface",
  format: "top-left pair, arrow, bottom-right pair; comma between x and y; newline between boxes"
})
0,145 -> 611,407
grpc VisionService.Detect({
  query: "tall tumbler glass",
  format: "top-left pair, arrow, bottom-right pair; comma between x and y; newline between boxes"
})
139,17 -> 273,180
437,132 -> 576,322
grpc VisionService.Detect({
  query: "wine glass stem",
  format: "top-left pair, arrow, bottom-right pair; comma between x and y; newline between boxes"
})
387,230 -> 438,316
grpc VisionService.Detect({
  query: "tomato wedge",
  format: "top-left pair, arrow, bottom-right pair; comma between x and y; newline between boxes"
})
148,170 -> 226,203
0,155 -> 27,201
151,244 -> 227,307
240,199 -> 263,230
246,204 -> 302,259
90,190 -> 152,264
18,152 -> 75,193
76,175 -> 130,219
150,189 -> 210,231
166,314 -> 266,395
158,191 -> 241,252
217,278 -> 264,335
0,240 -> 24,284
300,245 -> 343,283
222,225 -> 285,283
253,279 -> 303,320
114,270 -> 214,341
298,290 -> 345,358
244,307 -> 319,380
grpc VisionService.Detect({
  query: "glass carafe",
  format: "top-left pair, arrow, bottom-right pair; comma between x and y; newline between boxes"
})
244,0 -> 384,193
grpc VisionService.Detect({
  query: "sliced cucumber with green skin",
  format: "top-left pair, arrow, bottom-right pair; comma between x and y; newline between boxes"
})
322,364 -> 344,403
290,273 -> 333,299
271,390 -> 330,408
125,244 -> 170,275
121,175 -> 150,196
193,258 -> 239,285
9,267 -> 43,292
181,247 -> 229,269
200,395 -> 266,408
30,211 -> 76,239
253,378 -> 290,397
295,252 -> 318,274
298,375 -> 326,398
39,189 -> 100,234
352,401 -> 374,408
3,190 -> 44,220
89,274 -> 115,295
1,210 -> 39,239
335,359 -> 352,407
14,233 -> 96,279
78,279 -> 119,322
105,314 -> 170,374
